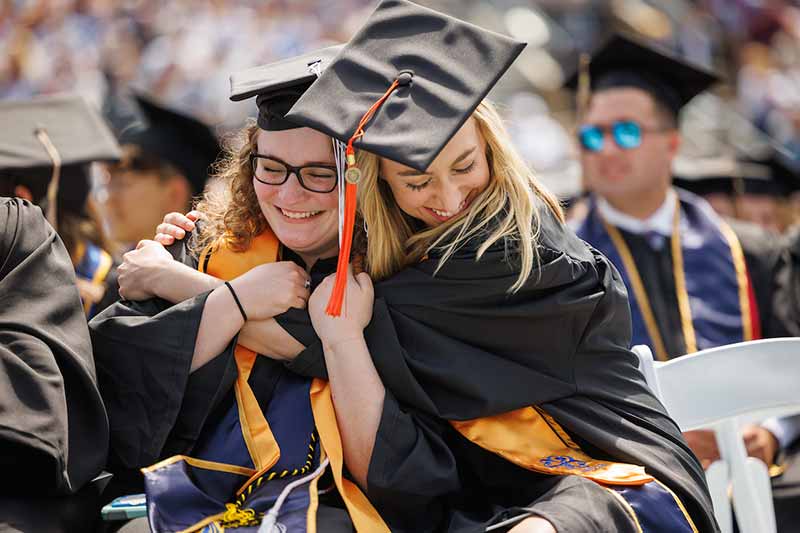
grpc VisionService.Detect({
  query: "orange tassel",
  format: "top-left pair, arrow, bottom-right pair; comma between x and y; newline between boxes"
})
326,181 -> 358,316
325,78 -> 403,317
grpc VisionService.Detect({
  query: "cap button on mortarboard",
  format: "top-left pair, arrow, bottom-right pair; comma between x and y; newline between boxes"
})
397,70 -> 414,86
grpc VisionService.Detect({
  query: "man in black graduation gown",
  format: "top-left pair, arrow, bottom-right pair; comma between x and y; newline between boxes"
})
569,31 -> 800,530
0,197 -> 109,532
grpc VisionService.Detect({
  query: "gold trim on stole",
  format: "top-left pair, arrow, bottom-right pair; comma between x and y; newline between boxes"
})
717,221 -> 754,341
450,407 -> 654,486
668,200 -> 698,353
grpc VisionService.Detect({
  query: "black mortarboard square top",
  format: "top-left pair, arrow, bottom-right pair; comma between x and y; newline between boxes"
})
230,45 -> 343,131
118,94 -> 221,194
0,94 -> 120,171
564,32 -> 719,117
284,0 -> 526,172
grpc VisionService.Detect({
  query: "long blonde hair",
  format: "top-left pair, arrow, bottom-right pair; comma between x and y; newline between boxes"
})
192,120 -> 266,255
357,100 -> 564,292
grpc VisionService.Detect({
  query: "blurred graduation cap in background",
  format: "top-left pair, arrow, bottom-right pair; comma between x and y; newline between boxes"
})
0,94 -> 121,227
673,93 -> 800,199
113,94 -> 222,195
563,30 -> 720,119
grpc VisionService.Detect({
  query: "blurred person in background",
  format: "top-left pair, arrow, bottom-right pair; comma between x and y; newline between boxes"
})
673,92 -> 800,234
100,94 -> 221,250
569,31 -> 800,532
0,94 -> 122,318
0,95 -> 110,533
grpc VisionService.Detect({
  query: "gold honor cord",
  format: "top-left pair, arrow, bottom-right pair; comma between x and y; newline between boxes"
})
604,196 -> 699,359
717,221 -> 754,341
669,197 -> 698,354
602,219 -> 670,362
577,52 -> 591,122
34,128 -> 62,230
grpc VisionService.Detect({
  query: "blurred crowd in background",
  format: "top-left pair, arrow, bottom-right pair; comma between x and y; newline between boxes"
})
2,0 -> 799,244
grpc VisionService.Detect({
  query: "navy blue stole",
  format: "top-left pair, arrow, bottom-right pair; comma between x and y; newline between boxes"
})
576,190 -> 755,360
143,371 -> 320,533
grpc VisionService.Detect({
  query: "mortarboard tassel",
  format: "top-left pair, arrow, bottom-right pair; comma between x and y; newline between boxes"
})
576,52 -> 591,123
34,128 -> 62,231
326,76 -> 404,316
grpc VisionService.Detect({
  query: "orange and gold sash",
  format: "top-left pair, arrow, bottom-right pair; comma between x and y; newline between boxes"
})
451,407 -> 653,485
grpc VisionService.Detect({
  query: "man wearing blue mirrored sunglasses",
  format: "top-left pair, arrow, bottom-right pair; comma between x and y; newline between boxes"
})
578,102 -> 679,221
567,34 -> 800,530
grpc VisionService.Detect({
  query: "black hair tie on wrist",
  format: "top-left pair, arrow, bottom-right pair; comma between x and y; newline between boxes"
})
224,281 -> 248,322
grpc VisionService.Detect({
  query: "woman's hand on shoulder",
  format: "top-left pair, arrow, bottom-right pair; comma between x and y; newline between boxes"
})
118,239 -> 177,301
309,265 -> 374,348
153,210 -> 202,246
228,261 -> 311,321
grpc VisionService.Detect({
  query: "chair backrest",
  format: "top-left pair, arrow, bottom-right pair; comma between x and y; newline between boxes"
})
635,339 -> 800,430
633,338 -> 800,533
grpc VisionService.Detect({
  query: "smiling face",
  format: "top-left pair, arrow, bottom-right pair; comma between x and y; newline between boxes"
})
253,127 -> 339,263
379,118 -> 491,228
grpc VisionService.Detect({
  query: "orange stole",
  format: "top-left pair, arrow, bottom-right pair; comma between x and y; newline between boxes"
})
199,231 -> 389,532
451,407 -> 654,486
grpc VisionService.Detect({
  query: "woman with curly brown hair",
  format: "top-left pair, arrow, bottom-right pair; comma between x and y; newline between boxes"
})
89,47 -> 383,532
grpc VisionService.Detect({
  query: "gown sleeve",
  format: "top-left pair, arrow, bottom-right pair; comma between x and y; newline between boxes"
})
88,234 -> 238,470
0,198 -> 108,495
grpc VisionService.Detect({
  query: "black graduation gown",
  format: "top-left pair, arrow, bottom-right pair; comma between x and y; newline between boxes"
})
275,205 -> 718,533
0,197 -> 109,530
774,224 -> 800,337
769,225 -> 800,533
0,197 -> 109,493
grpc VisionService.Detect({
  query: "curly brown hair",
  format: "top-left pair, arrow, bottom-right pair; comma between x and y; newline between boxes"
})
192,119 -> 267,256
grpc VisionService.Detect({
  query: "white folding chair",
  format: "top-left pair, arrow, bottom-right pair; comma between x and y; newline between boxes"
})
633,338 -> 800,533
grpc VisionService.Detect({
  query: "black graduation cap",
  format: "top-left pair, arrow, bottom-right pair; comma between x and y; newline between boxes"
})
284,0 -> 524,317
118,94 -> 221,194
0,94 -> 121,221
0,94 -> 121,171
285,0 -> 526,173
564,31 -> 720,117
230,44 -> 343,130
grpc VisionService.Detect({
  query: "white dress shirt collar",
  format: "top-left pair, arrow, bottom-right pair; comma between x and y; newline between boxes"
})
597,188 -> 677,237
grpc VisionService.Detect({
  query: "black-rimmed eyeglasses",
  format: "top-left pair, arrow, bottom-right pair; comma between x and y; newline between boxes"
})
250,153 -> 338,193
